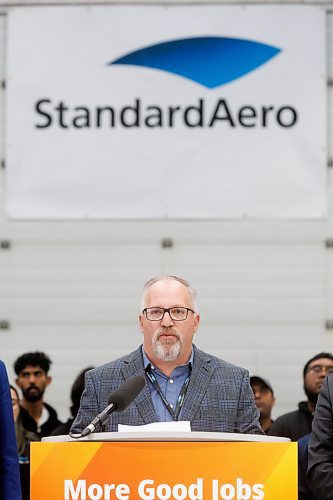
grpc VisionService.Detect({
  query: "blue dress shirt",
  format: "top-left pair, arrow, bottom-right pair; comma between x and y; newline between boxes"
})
142,348 -> 193,422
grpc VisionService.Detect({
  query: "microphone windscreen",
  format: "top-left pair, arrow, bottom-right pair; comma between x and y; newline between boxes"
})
107,375 -> 145,411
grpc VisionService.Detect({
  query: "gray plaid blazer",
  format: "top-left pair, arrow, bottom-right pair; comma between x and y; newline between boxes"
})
71,345 -> 263,435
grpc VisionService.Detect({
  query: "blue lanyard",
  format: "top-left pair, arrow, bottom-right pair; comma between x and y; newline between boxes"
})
145,364 -> 192,421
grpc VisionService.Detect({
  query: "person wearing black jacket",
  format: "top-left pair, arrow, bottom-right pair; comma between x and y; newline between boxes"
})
14,352 -> 62,438
269,352 -> 333,441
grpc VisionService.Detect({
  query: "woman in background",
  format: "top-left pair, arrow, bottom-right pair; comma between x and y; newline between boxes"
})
10,385 -> 39,500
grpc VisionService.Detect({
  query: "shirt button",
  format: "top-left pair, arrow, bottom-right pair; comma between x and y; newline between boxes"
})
170,379 -> 174,384
170,404 -> 174,408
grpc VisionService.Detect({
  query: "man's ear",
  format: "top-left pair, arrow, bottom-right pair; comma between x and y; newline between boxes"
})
139,314 -> 144,333
15,376 -> 21,388
45,375 -> 52,386
193,313 -> 200,333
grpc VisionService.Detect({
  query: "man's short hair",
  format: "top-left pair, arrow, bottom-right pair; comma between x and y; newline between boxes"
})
250,375 -> 274,395
14,351 -> 52,375
303,352 -> 333,378
141,275 -> 197,311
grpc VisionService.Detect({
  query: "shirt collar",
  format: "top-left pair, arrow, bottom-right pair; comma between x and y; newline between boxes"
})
37,405 -> 49,432
141,345 -> 194,371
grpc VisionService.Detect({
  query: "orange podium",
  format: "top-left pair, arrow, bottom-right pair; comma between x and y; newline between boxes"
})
32,432 -> 297,500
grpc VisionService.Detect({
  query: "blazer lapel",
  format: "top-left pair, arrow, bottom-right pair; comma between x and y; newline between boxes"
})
121,346 -> 157,424
180,346 -> 213,422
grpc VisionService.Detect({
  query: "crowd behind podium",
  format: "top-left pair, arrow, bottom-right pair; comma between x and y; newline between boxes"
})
1,352 -> 93,500
1,276 -> 333,500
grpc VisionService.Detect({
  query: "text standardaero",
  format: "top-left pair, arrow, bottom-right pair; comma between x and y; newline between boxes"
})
34,98 -> 298,129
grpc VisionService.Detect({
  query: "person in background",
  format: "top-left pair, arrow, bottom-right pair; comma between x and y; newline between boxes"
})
50,366 -> 94,436
0,360 -> 22,500
71,275 -> 263,435
14,351 -> 62,438
268,352 -> 333,441
10,385 -> 39,500
307,374 -> 333,500
250,375 -> 275,433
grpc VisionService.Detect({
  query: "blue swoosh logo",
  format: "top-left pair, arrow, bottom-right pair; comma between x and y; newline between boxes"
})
109,36 -> 281,89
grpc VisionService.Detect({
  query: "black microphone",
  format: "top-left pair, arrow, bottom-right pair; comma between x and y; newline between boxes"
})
80,375 -> 145,437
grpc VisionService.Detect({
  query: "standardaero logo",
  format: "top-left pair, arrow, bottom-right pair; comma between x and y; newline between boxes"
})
34,35 -> 294,131
108,36 -> 281,89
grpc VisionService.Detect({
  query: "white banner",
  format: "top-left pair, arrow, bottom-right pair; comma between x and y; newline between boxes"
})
6,5 -> 326,219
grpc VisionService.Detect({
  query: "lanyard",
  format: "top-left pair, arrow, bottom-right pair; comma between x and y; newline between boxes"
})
145,364 -> 192,421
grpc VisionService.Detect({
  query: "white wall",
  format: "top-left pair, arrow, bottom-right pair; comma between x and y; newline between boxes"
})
0,3 -> 332,423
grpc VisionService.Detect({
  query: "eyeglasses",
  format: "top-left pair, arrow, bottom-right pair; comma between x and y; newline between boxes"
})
307,365 -> 333,375
142,307 -> 195,321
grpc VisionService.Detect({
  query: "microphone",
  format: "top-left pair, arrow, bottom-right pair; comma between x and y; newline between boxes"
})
80,375 -> 145,437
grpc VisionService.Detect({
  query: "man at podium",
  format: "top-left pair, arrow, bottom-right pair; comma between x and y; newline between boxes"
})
71,275 -> 263,435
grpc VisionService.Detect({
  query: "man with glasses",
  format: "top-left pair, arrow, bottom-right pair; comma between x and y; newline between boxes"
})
269,352 -> 333,441
71,275 -> 263,434
268,354 -> 333,500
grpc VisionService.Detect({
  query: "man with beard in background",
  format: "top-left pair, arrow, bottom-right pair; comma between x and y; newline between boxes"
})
14,352 -> 62,438
268,352 -> 333,441
71,275 -> 263,435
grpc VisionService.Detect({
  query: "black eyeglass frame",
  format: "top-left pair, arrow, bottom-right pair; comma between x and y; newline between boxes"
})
142,307 -> 196,321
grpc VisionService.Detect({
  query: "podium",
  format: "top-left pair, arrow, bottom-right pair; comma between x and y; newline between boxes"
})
32,432 -> 297,499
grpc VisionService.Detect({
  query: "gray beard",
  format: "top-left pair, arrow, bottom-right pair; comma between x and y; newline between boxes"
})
152,329 -> 183,361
